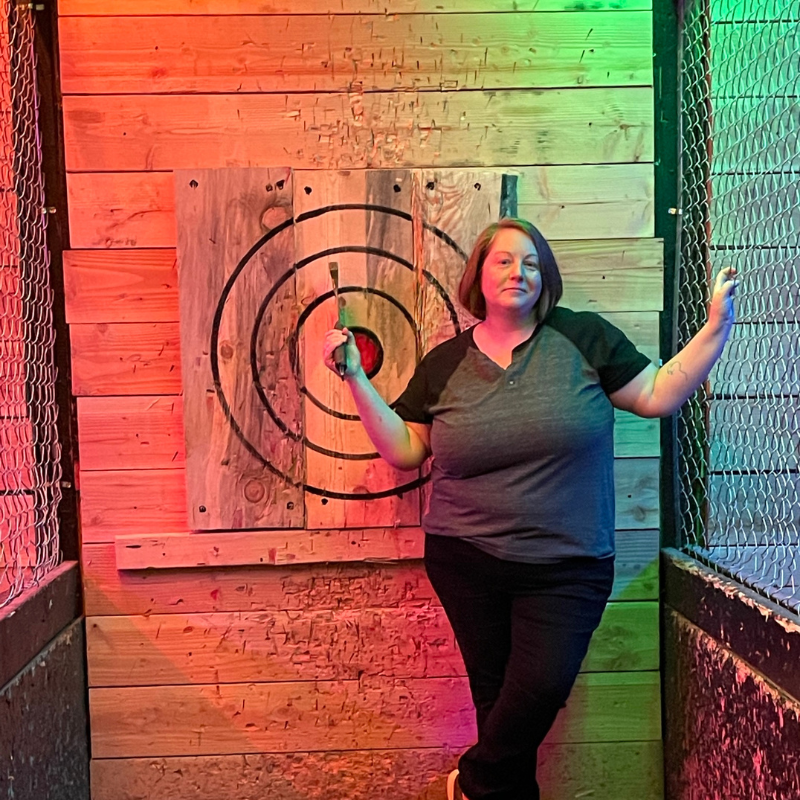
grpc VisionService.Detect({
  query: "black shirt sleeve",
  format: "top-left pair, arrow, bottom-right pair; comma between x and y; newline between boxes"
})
393,359 -> 433,424
546,307 -> 653,395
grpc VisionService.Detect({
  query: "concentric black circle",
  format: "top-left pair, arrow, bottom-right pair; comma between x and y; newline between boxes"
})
210,204 -> 467,500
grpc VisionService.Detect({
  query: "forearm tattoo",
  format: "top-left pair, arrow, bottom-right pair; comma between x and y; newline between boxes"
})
666,360 -> 689,381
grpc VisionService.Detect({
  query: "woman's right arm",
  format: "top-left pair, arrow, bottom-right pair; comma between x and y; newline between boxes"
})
323,328 -> 431,471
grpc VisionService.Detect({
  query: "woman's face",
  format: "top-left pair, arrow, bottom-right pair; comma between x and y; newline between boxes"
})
480,228 -> 542,321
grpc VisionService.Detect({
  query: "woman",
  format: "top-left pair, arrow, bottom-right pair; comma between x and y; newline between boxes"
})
322,218 -> 736,800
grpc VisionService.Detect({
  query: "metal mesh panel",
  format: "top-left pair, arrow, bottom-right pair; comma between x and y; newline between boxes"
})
678,0 -> 800,609
0,0 -> 62,608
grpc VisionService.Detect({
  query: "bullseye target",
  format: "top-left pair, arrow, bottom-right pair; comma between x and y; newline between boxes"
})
176,168 -> 506,531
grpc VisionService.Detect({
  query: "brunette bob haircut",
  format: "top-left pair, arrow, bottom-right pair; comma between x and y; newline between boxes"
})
457,217 -> 563,323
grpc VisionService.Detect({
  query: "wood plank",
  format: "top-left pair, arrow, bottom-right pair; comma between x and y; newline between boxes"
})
70,322 -> 182,396
69,312 -> 658,397
78,458 -> 658,543
115,528 -> 425,569
86,600 -> 658,686
62,89 -> 655,173
63,248 -> 178,323
293,169 -> 421,530
60,0 -> 654,14
67,171 -> 659,251
93,743 -> 661,800
75,396 -> 657,471
82,547 -> 441,618
90,742 -> 664,800
89,671 -> 661,757
62,238 -> 663,323
613,529 -> 659,601
614,457 -> 659,530
82,530 -> 658,616
67,172 -> 176,250
80,469 -> 189,540
175,167 -> 304,530
605,310 -> 659,361
77,396 -> 184,470
59,13 -> 653,95
516,164 -> 655,241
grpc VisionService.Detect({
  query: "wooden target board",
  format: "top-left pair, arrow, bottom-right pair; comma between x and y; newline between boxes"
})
176,168 -> 505,531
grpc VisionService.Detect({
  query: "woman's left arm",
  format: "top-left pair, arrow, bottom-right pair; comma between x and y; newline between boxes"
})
609,267 -> 737,419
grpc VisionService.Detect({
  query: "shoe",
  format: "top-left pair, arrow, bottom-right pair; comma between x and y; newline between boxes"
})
446,769 -> 468,800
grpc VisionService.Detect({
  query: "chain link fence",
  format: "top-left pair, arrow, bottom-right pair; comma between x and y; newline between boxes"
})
677,0 -> 800,610
0,0 -> 62,609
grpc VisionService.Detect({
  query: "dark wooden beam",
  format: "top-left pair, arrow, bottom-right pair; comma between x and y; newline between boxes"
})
0,561 -> 81,689
662,548 -> 800,701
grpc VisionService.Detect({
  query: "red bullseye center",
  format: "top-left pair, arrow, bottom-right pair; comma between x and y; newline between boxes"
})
351,328 -> 383,377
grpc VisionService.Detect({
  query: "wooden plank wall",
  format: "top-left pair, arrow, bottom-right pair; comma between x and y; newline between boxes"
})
58,3 -> 664,798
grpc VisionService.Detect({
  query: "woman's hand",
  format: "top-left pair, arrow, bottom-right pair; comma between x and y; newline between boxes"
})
708,266 -> 738,334
322,327 -> 363,379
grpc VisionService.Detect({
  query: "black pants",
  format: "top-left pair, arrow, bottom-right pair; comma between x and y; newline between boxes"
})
424,533 -> 615,800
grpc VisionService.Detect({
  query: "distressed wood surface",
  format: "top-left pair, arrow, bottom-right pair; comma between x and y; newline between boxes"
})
68,302 -> 658,400
89,741 -> 664,800
86,600 -> 658,686
83,530 -> 658,616
115,528 -> 425,569
66,166 -> 656,249
67,172 -> 176,250
59,13 -> 653,94
80,469 -> 189,539
78,457 -> 658,542
60,0 -> 654,15
63,248 -> 178,323
175,167 -> 304,530
62,89 -> 654,173
62,238 -> 662,327
70,322 -> 182,396
89,671 -> 661,757
77,396 -> 184,470
293,169 -> 421,529
411,169 -> 501,353
76,395 -> 658,471
515,164 -> 655,241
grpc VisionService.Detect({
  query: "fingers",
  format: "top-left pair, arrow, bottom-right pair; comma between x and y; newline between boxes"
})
321,328 -> 353,366
715,266 -> 738,296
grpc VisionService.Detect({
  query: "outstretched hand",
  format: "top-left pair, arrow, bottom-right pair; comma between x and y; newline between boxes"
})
708,266 -> 737,334
322,327 -> 363,379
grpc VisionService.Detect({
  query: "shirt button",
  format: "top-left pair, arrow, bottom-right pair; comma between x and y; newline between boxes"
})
509,379 -> 516,386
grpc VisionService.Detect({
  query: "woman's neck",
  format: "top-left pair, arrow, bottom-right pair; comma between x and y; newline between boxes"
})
477,313 -> 537,342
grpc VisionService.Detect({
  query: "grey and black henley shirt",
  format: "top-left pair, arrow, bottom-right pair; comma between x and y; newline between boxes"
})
394,306 -> 652,564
